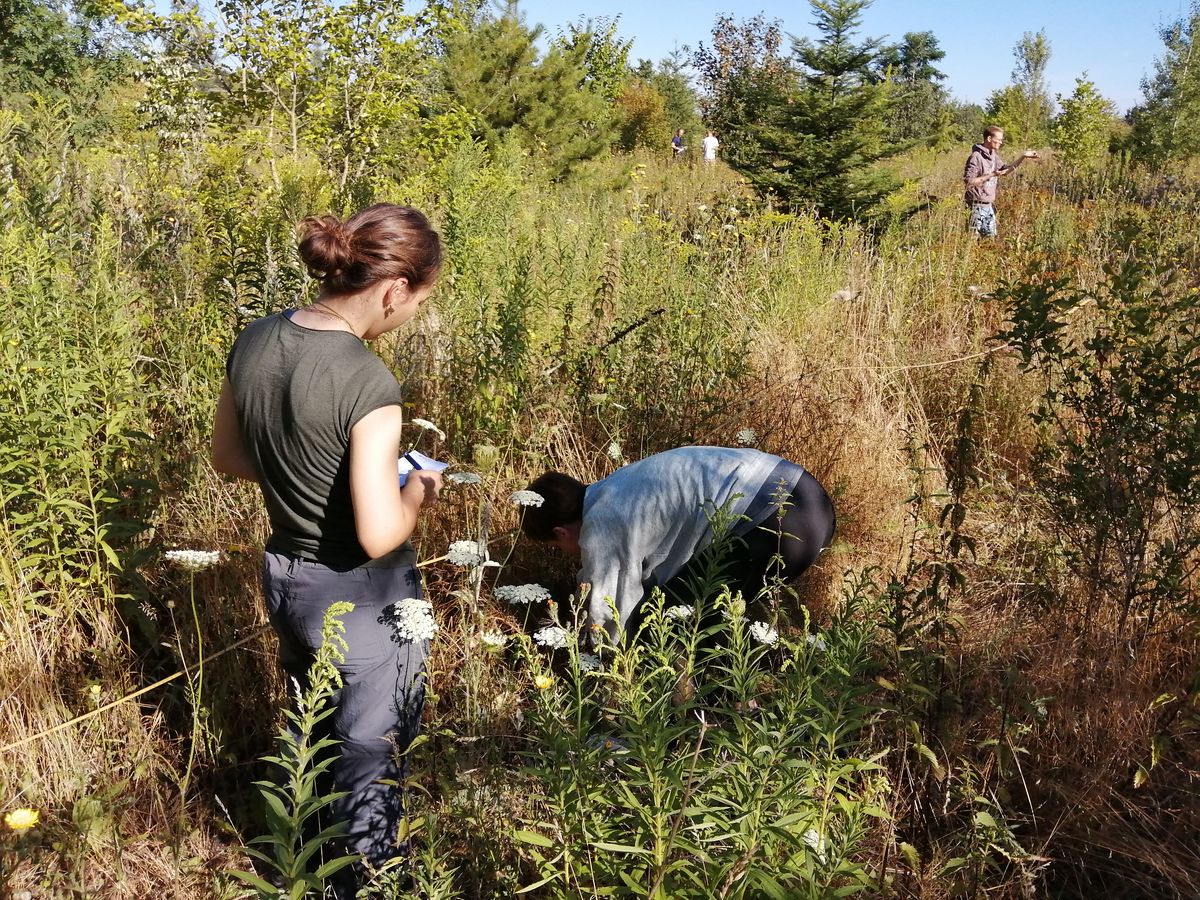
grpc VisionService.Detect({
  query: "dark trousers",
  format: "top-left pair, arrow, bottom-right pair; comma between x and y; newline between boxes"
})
627,472 -> 836,638
262,551 -> 426,876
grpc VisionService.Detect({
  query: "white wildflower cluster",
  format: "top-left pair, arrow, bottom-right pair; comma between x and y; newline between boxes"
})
385,598 -> 438,643
409,418 -> 446,440
735,427 -> 757,446
509,490 -> 545,508
606,441 -> 623,461
495,583 -> 552,605
748,621 -> 779,646
447,472 -> 482,486
164,549 -> 221,571
806,632 -> 827,652
478,630 -> 508,651
665,605 -> 695,621
578,653 -> 601,672
533,625 -> 570,650
446,540 -> 485,567
803,828 -> 827,864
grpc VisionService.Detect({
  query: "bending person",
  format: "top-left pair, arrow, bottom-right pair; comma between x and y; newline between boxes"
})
211,203 -> 443,895
521,447 -> 835,641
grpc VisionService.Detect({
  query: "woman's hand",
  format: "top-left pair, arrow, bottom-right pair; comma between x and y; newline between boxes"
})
402,470 -> 442,507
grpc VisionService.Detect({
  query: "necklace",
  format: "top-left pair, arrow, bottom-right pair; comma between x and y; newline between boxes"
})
309,301 -> 360,337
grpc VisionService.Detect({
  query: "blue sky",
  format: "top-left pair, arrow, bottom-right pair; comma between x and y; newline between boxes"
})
514,0 -> 1192,114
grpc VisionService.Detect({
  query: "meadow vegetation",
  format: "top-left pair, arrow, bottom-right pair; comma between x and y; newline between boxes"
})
2,1 -> 1199,898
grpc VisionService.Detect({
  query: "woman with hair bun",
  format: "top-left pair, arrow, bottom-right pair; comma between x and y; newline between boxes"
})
211,203 -> 443,893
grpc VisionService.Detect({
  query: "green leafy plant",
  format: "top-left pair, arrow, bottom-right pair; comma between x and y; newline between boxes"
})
995,243 -> 1200,637
231,601 -> 359,897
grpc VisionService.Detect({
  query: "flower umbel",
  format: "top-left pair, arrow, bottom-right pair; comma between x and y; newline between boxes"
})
749,621 -> 779,646
445,540 -> 485,567
508,490 -> 545,507
533,625 -> 570,650
479,630 -> 508,651
4,808 -> 39,831
578,653 -> 601,672
735,427 -> 757,446
495,583 -> 552,605
383,598 -> 438,643
665,605 -> 695,621
164,549 -> 221,570
409,418 -> 446,440
447,472 -> 482,486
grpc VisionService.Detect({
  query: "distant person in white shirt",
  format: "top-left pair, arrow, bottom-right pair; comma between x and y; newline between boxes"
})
701,130 -> 719,164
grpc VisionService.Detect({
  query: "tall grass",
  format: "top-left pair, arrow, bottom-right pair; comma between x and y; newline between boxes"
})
1,96 -> 1197,898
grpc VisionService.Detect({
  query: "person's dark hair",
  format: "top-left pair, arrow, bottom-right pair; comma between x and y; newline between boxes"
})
521,472 -> 587,541
983,124 -> 1004,140
297,203 -> 442,296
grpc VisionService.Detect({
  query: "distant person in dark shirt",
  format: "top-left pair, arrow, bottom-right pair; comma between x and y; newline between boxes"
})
671,128 -> 686,159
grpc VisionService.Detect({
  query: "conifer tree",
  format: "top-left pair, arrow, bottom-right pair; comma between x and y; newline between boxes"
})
880,31 -> 949,143
442,2 -> 613,178
741,0 -> 898,220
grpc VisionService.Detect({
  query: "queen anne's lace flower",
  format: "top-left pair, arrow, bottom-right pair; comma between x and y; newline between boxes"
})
164,549 -> 221,570
665,605 -> 695,621
509,490 -> 545,507
447,472 -> 482,485
479,630 -> 508,650
533,625 -> 570,650
446,540 -> 485,567
606,441 -> 623,461
749,621 -> 779,646
578,653 -> 601,672
495,583 -> 552,605
384,598 -> 438,642
735,427 -> 757,446
409,418 -> 446,440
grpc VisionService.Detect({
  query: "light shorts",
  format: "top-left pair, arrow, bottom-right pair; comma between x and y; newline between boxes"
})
969,203 -> 997,237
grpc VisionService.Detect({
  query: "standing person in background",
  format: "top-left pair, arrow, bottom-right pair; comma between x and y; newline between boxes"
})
963,125 -> 1039,237
211,203 -> 444,897
671,127 -> 686,160
701,129 -> 719,164
520,447 -> 835,643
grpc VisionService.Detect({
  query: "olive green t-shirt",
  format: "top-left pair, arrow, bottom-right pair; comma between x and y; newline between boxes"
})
226,311 -> 411,569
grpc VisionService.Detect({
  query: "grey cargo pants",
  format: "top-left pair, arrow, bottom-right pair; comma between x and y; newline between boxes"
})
262,550 -> 426,874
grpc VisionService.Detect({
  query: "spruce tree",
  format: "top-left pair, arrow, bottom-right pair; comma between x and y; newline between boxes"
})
743,0 -> 898,221
442,2 -> 614,178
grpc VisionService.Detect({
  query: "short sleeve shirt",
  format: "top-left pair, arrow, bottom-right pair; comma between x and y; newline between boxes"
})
225,312 -> 406,568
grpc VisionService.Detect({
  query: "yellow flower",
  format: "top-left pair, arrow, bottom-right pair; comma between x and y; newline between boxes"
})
534,674 -> 554,690
5,808 -> 39,831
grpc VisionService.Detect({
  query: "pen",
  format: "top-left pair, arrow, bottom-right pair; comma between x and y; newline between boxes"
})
403,451 -> 422,470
